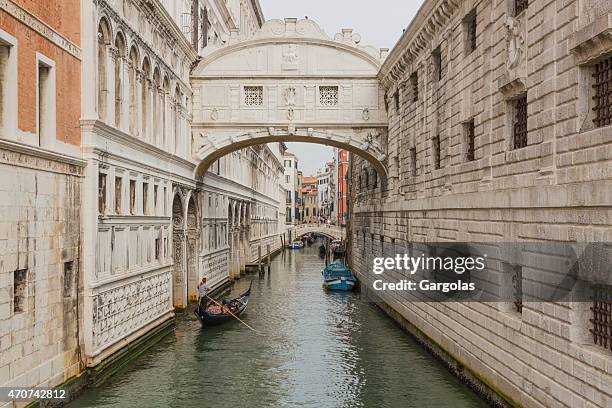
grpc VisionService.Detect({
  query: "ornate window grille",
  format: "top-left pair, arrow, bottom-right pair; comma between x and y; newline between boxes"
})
433,47 -> 442,81
590,284 -> 612,351
513,94 -> 528,149
432,136 -> 441,169
515,0 -> 528,15
512,265 -> 523,313
466,11 -> 477,53
320,86 -> 339,106
394,91 -> 400,113
466,120 -> 475,161
410,72 -> 419,102
244,86 -> 263,106
592,56 -> 612,128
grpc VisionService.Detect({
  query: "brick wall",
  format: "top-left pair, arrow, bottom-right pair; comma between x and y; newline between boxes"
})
0,0 -> 81,145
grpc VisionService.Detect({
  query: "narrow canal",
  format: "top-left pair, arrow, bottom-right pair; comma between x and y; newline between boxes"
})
69,241 -> 489,408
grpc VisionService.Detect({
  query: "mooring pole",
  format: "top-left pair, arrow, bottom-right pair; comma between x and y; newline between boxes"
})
258,245 -> 262,273
266,244 -> 271,273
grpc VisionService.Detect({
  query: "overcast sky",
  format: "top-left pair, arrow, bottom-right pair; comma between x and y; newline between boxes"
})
264,0 -> 423,176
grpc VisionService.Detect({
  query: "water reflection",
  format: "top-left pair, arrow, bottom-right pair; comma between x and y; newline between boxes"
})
69,241 -> 489,408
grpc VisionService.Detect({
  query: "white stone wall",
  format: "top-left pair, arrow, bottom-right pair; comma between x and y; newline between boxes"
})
0,141 -> 84,402
351,0 -> 612,407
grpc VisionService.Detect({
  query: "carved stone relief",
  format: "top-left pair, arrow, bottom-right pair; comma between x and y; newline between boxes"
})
282,44 -> 299,70
362,108 -> 370,121
505,17 -> 524,69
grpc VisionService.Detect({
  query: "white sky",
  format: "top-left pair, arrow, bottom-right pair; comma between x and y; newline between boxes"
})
264,0 -> 423,176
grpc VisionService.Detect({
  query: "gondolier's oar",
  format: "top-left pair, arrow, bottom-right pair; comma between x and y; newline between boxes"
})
205,296 -> 260,334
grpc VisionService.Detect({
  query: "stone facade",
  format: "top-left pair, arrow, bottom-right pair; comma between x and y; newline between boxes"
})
351,0 -> 612,407
0,0 -> 84,402
78,0 -> 282,370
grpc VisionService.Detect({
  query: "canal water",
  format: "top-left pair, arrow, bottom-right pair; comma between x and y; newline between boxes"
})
69,242 -> 489,408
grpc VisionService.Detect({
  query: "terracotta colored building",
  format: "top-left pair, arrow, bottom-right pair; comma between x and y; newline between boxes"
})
300,176 -> 318,224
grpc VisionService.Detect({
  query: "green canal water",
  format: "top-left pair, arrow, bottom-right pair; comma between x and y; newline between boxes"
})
69,242 -> 490,408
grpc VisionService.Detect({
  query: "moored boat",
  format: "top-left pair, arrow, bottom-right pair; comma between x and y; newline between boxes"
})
322,262 -> 357,291
288,240 -> 304,249
195,283 -> 252,325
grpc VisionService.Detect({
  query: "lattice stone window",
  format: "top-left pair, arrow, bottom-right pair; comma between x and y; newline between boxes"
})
432,135 -> 441,169
465,119 -> 475,161
513,94 -> 528,149
592,55 -> 612,128
410,72 -> 419,102
410,147 -> 417,176
319,86 -> 339,106
464,10 -> 477,54
512,265 -> 523,313
432,47 -> 442,81
514,0 -> 528,16
244,86 -> 263,106
590,284 -> 612,351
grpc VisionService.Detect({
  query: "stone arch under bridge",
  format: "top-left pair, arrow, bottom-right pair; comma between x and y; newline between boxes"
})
191,17 -> 390,179
294,224 -> 344,241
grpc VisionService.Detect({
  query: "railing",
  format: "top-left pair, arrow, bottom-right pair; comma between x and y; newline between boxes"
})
293,223 -> 344,240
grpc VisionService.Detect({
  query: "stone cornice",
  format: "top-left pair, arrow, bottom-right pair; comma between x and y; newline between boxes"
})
0,0 -> 82,59
81,119 -> 195,170
379,0 -> 460,90
213,0 -> 237,30
140,0 -> 198,62
250,0 -> 265,27
0,139 -> 86,175
96,0 -> 197,88
569,13 -> 612,65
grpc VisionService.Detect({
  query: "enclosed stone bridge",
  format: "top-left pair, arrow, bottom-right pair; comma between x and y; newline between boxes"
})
190,18 -> 390,178
294,224 -> 344,241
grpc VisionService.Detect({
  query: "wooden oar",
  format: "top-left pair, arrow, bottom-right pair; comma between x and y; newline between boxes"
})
205,296 -> 260,334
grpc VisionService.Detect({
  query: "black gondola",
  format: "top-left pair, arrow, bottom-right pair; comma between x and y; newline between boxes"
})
194,282 -> 252,326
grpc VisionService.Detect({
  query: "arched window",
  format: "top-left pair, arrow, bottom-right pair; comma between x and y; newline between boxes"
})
97,19 -> 111,121
141,58 -> 151,142
114,33 -> 126,129
128,46 -> 139,136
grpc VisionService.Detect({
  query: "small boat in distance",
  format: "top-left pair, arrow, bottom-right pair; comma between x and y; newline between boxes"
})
195,283 -> 251,325
288,240 -> 304,249
322,262 -> 357,291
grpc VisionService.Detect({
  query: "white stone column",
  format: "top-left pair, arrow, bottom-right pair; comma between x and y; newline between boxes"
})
121,57 -> 130,132
163,92 -> 168,150
148,81 -> 154,144
136,70 -> 144,139
107,46 -> 117,127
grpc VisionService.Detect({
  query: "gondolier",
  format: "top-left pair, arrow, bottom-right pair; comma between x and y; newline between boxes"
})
198,277 -> 210,310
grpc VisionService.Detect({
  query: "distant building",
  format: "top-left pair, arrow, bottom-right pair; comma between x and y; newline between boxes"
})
316,162 -> 335,221
335,149 -> 350,226
283,152 -> 299,225
301,176 -> 318,224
